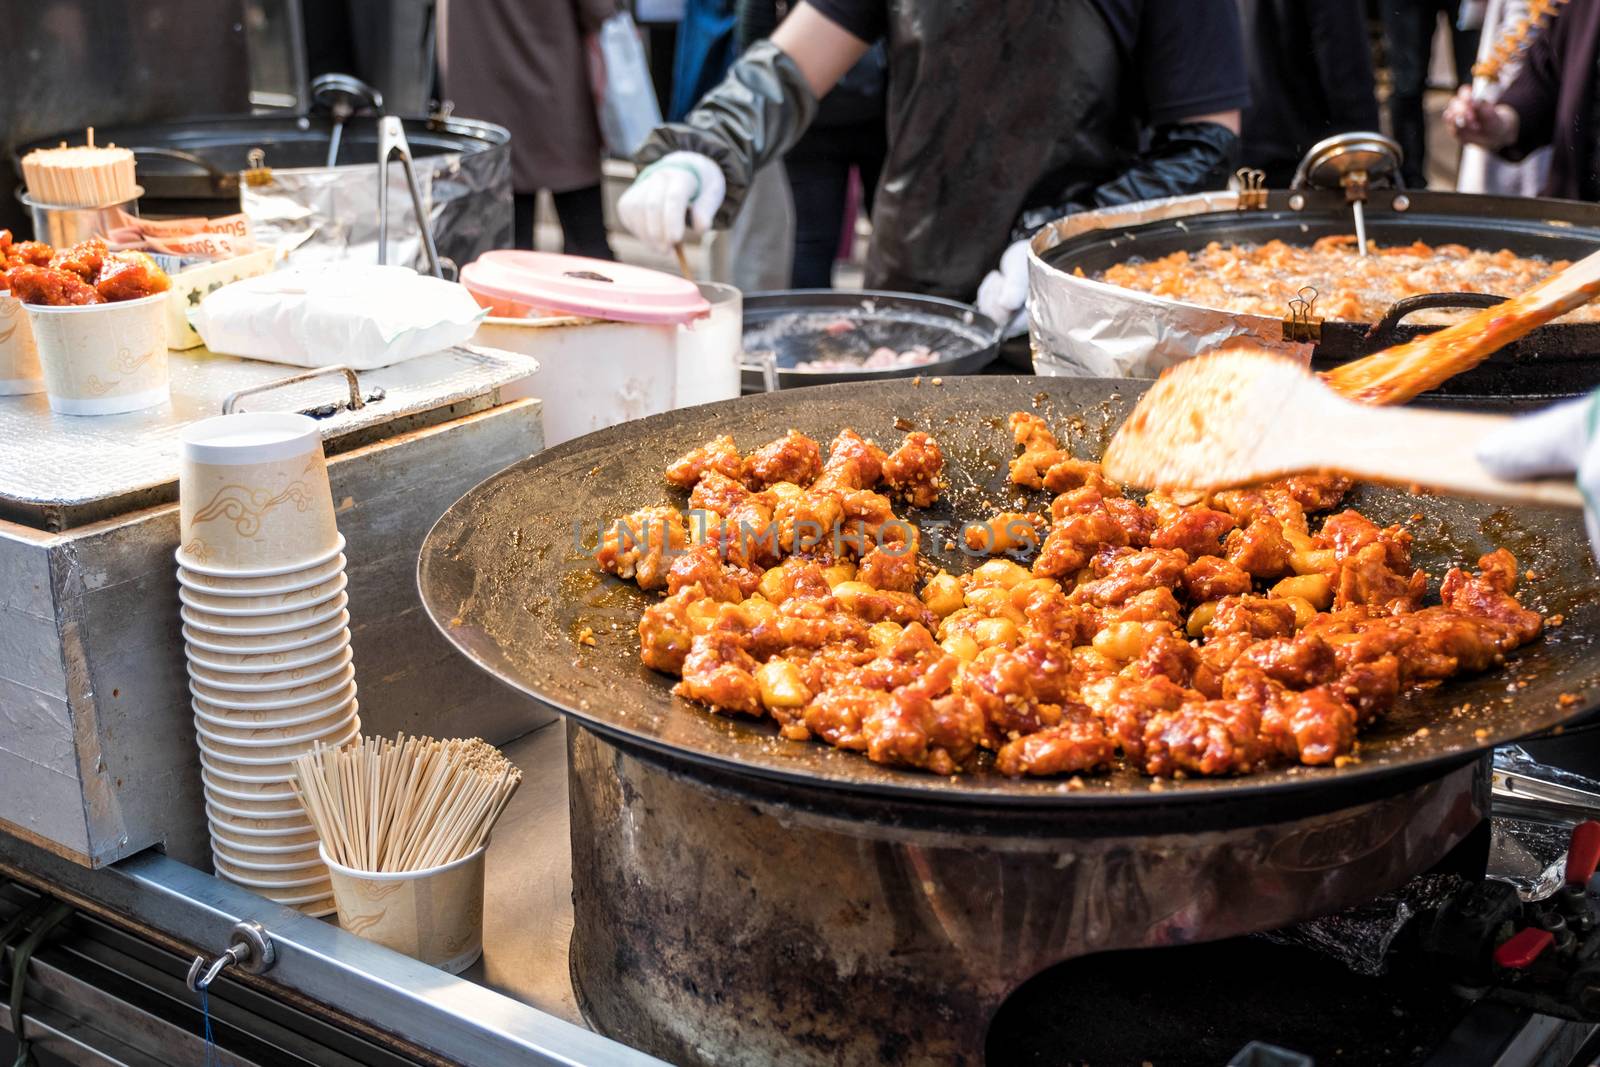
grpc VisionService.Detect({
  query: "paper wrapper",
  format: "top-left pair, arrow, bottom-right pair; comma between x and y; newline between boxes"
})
190,264 -> 487,370
1026,191 -> 1313,379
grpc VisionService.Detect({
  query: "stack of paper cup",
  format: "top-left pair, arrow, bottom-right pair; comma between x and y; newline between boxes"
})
176,412 -> 358,916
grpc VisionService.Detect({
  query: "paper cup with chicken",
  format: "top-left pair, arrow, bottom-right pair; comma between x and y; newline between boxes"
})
9,238 -> 172,415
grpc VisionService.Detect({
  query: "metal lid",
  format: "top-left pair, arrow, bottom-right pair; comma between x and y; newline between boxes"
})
460,251 -> 710,326
1291,131 -> 1403,191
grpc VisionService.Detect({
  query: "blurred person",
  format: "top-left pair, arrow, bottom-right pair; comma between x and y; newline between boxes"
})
738,0 -> 887,288
1382,1 -> 1482,187
617,0 -> 1248,333
438,0 -> 616,258
1445,0 -> 1599,200
1455,0 -> 1552,194
1238,0 -> 1381,187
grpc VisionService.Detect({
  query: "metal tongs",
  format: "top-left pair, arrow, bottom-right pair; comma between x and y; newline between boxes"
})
1494,746 -> 1600,823
376,116 -> 443,279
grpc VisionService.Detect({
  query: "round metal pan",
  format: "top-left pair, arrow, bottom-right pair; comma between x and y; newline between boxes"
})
740,289 -> 1000,391
14,114 -> 510,204
1036,188 -> 1600,404
418,376 -> 1600,810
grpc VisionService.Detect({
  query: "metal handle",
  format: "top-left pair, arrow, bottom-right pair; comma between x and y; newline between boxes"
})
185,921 -> 276,993
129,147 -> 238,193
376,116 -> 443,279
222,365 -> 366,415
740,350 -> 781,392
1365,292 -> 1509,343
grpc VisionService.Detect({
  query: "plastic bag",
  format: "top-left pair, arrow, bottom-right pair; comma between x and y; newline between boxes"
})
594,13 -> 664,157
190,264 -> 487,370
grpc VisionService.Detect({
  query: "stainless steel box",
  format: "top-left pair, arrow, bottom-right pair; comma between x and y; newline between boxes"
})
0,348 -> 550,868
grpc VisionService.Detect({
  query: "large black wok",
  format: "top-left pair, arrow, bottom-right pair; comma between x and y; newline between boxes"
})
418,376 -> 1600,811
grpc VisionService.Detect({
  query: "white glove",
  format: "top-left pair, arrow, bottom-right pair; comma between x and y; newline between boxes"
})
1477,391 -> 1600,560
975,238 -> 1032,339
617,151 -> 727,251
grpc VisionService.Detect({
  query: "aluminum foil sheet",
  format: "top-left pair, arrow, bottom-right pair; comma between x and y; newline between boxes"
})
1026,191 -> 1313,378
242,144 -> 513,276
0,343 -> 537,528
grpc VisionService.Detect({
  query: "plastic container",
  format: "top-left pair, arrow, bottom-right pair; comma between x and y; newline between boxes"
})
460,251 -> 709,323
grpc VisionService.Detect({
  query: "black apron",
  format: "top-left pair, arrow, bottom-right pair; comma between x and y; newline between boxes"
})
867,0 -> 1137,299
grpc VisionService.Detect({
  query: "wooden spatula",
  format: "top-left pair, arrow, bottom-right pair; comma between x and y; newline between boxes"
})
1101,349 -> 1584,507
1323,245 -> 1600,405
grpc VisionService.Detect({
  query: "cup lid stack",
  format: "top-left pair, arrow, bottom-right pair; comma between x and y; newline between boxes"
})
177,411 -> 358,917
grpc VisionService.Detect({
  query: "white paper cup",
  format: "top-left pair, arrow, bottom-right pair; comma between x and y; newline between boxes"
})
202,766 -> 298,800
193,678 -> 355,720
181,590 -> 347,636
189,664 -> 354,710
196,720 -> 360,772
178,570 -> 347,616
204,792 -> 307,826
25,292 -> 169,415
184,629 -> 350,674
212,835 -> 323,868
0,291 -> 43,395
200,750 -> 301,784
194,694 -> 358,734
186,645 -> 351,692
323,844 -> 487,974
195,703 -> 357,745
205,804 -> 315,838
213,853 -> 329,889
176,535 -> 345,580
210,825 -> 319,852
178,553 -> 345,596
177,412 -> 338,572
194,707 -> 358,755
181,611 -> 349,656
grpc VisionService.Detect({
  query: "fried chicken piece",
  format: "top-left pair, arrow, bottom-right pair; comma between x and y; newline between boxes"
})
1182,556 -> 1252,602
1034,508 -> 1128,579
1142,699 -> 1271,777
1229,634 -> 1339,690
747,430 -> 823,488
882,431 -> 944,507
995,705 -> 1115,777
1205,595 -> 1298,640
47,238 -> 107,282
665,542 -> 745,602
1072,548 -> 1189,607
94,251 -> 170,301
812,429 -> 888,493
639,586 -> 705,673
1009,411 -> 1060,454
1273,474 -> 1353,513
7,241 -> 55,270
676,629 -> 763,715
1224,515 -> 1294,579
1333,542 -> 1427,613
594,506 -> 688,591
6,265 -> 102,306
1151,507 -> 1236,558
665,434 -> 745,488
1259,686 -> 1360,765
687,469 -> 750,516
964,640 -> 1078,735
857,544 -> 919,592
1439,550 -> 1542,645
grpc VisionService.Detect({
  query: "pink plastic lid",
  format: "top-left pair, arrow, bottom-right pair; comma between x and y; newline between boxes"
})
460,250 -> 711,325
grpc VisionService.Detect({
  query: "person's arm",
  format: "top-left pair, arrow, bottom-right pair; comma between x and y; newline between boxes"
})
1306,1 -> 1382,131
625,1 -> 869,238
1495,11 -> 1564,158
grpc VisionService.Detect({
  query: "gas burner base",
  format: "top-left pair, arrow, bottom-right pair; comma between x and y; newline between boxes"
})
566,726 -> 1488,1066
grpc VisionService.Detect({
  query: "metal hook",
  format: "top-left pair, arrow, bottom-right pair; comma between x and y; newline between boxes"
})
186,942 -> 247,993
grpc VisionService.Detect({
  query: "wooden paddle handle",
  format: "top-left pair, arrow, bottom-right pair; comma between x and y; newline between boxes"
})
1327,404 -> 1587,508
